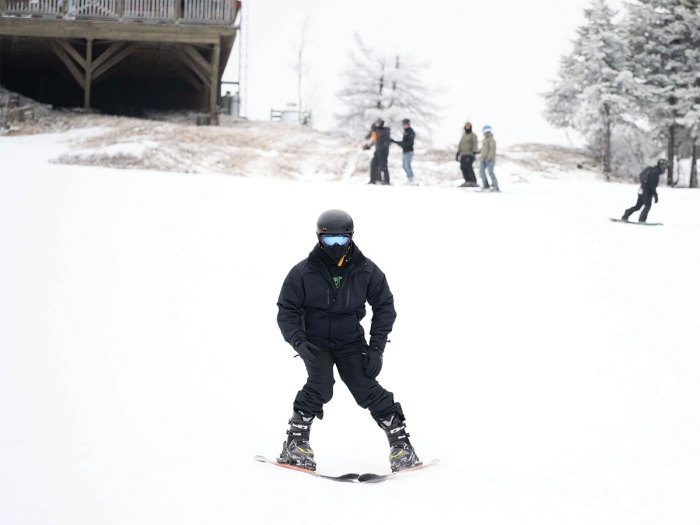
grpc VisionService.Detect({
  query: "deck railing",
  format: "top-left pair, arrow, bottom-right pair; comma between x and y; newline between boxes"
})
0,0 -> 237,23
73,0 -> 119,18
4,0 -> 62,17
124,0 -> 175,20
183,0 -> 229,23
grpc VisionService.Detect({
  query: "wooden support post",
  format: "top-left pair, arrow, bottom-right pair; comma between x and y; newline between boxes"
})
174,46 -> 209,85
178,69 -> 205,92
92,43 -> 139,82
209,41 -> 220,124
182,45 -> 212,79
56,40 -> 86,70
92,42 -> 126,72
84,38 -> 93,109
667,124 -> 675,187
49,40 -> 86,89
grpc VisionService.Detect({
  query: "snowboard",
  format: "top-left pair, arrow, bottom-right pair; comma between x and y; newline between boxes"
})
610,218 -> 663,226
254,455 -> 438,483
254,455 -> 360,483
356,459 -> 440,483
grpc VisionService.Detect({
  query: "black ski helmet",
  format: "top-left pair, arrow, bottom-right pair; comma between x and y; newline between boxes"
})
657,158 -> 668,169
317,209 -> 354,236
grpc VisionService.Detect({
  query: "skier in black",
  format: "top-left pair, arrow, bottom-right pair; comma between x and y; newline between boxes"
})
276,210 -> 420,472
363,122 -> 380,184
374,118 -> 392,185
621,159 -> 666,222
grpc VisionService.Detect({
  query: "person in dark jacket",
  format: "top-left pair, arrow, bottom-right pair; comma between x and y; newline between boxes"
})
374,118 -> 392,185
392,118 -> 416,184
621,159 -> 666,222
276,209 -> 421,473
456,121 -> 478,187
363,122 -> 381,184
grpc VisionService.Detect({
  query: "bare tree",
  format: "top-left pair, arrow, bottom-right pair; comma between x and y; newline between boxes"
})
335,34 -> 438,140
291,16 -> 313,124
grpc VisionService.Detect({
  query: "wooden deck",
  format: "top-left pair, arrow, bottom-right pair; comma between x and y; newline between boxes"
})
0,0 -> 240,120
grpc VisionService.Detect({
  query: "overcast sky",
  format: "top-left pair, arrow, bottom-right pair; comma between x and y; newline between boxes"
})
224,0 -> 625,147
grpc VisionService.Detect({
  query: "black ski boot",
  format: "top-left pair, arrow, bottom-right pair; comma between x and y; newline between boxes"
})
377,413 -> 421,472
277,411 -> 316,471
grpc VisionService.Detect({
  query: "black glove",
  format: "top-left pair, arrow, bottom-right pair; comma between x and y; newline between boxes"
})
455,152 -> 460,162
363,338 -> 386,378
654,194 -> 659,203
293,340 -> 320,367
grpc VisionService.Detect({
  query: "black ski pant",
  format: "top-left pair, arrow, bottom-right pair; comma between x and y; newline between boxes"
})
460,154 -> 477,184
376,150 -> 390,184
293,342 -> 403,421
623,191 -> 653,222
369,155 -> 380,184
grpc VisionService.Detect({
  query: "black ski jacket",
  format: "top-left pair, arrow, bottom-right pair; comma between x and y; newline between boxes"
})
393,127 -> 415,153
375,127 -> 392,154
277,244 -> 396,349
639,165 -> 661,198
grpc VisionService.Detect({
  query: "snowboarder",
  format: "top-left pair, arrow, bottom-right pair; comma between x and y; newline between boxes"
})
479,125 -> 499,192
456,121 -> 479,187
621,159 -> 666,222
374,118 -> 392,185
392,118 -> 416,184
276,209 -> 421,473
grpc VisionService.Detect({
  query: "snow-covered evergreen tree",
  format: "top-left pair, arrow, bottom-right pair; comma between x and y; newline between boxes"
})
335,34 -> 436,140
624,0 -> 700,185
544,0 -> 637,176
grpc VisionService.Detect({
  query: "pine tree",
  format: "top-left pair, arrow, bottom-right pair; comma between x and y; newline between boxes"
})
335,34 -> 436,139
544,0 -> 636,177
624,0 -> 700,185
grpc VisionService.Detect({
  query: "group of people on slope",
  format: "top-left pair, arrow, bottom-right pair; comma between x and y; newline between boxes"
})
456,122 -> 499,192
363,118 -> 416,185
362,118 -> 499,191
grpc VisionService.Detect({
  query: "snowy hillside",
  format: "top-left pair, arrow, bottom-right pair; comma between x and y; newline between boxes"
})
1,122 -> 700,525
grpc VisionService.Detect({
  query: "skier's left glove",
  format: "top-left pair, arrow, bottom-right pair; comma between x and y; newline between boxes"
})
292,338 -> 320,368
654,194 -> 659,203
363,338 -> 386,379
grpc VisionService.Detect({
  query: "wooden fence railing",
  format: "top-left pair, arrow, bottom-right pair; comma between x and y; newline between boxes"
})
124,0 -> 175,21
73,0 -> 119,18
0,0 -> 236,22
183,0 -> 230,23
4,0 -> 62,17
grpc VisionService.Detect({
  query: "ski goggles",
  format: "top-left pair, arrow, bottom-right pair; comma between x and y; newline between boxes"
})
320,234 -> 352,247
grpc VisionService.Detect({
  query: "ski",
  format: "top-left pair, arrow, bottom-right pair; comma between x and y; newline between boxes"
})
610,218 -> 663,226
357,459 -> 440,483
254,455 -> 360,483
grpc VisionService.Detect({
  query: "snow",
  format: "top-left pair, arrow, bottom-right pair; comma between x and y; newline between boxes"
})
1,123 -> 700,525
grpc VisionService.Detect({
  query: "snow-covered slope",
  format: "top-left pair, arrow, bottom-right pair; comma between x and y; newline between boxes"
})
1,127 -> 699,525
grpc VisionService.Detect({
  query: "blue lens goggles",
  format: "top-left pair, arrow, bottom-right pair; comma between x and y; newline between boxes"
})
320,234 -> 352,247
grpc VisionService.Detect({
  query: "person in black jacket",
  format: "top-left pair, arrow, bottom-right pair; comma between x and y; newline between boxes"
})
374,118 -> 392,185
276,210 -> 421,473
621,159 -> 666,222
363,122 -> 381,184
392,118 -> 416,184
